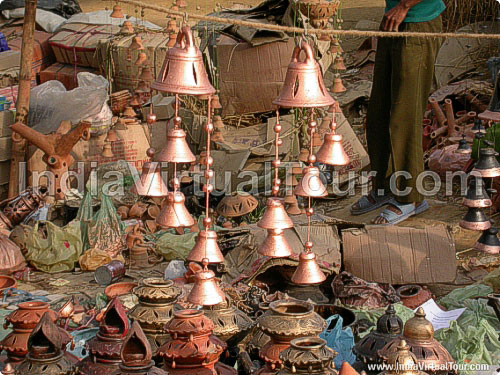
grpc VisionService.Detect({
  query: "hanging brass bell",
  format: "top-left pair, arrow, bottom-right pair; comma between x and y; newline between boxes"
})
474,226 -> 500,254
298,148 -> 309,163
105,129 -> 118,143
463,178 -> 491,208
294,166 -> 328,197
333,56 -> 346,71
152,26 -> 216,96
257,228 -> 293,258
102,142 -> 114,158
129,36 -> 145,51
123,106 -> 137,118
316,133 -> 350,166
120,20 -> 134,34
156,128 -> 196,163
135,52 -> 148,66
332,76 -> 346,94
291,251 -> 326,285
187,259 -> 226,306
136,80 -> 149,92
257,198 -> 294,230
186,230 -> 225,264
473,148 -> 500,178
329,41 -> 343,54
139,66 -> 154,82
273,40 -> 334,108
459,207 -> 491,231
211,95 -> 222,109
110,5 -> 124,18
130,155 -> 169,197
156,191 -> 195,228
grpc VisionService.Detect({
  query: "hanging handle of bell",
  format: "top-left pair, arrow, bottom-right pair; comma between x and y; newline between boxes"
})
291,40 -> 316,66
176,25 -> 195,50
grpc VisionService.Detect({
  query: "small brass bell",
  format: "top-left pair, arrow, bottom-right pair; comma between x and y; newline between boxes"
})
333,56 -> 346,71
130,95 -> 141,107
131,151 -> 169,197
257,228 -> 293,258
186,230 -> 225,264
130,36 -> 145,51
332,76 -> 346,94
463,178 -> 491,208
110,5 -> 124,18
257,198 -> 294,230
273,40 -> 334,108
120,20 -> 134,34
291,251 -> 326,285
298,148 -> 309,163
294,166 -> 328,197
156,128 -> 196,163
187,259 -> 226,306
105,129 -> 118,143
156,191 -> 194,228
474,226 -> 500,254
135,52 -> 148,66
123,106 -> 137,118
102,142 -> 114,158
211,95 -> 222,110
316,133 -> 350,166
473,148 -> 500,178
329,41 -> 343,54
152,26 -> 216,95
459,207 -> 491,231
139,67 -> 154,82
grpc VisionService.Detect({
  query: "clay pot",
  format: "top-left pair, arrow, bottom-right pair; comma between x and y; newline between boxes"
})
147,205 -> 160,220
144,220 -> 158,233
256,300 -> 326,374
0,301 -> 58,363
129,202 -> 148,219
0,275 -> 17,294
105,282 -> 138,299
128,278 -> 181,354
116,206 -> 130,220
396,285 -> 432,310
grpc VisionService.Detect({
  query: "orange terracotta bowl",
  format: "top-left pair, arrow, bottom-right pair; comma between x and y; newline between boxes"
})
104,282 -> 137,299
0,275 -> 17,295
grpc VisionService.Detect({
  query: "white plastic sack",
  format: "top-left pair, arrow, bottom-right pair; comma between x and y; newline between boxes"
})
29,72 -> 112,134
1,8 -> 66,33
62,10 -> 161,30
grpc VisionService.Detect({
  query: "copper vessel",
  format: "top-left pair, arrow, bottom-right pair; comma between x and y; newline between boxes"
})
459,207 -> 491,231
379,339 -> 429,375
187,260 -> 226,306
135,52 -> 148,66
294,167 -> 328,197
378,308 -> 455,375
120,20 -> 134,34
474,226 -> 500,254
203,298 -> 254,343
16,312 -> 75,375
472,148 -> 500,178
333,56 -> 346,71
0,187 -> 47,231
258,229 -> 293,258
158,309 -> 236,375
102,143 -> 114,158
131,161 -> 169,197
130,36 -> 145,51
115,321 -> 169,375
0,301 -> 58,364
258,198 -> 294,230
0,233 -> 26,274
216,192 -> 258,217
316,133 -> 350,166
353,305 -> 403,365
156,128 -> 196,163
77,297 -> 130,375
152,26 -> 216,96
123,106 -> 137,118
463,178 -> 491,208
256,300 -> 326,374
278,337 -> 337,375
186,230 -> 225,264
128,278 -> 181,354
110,5 -> 124,18
291,251 -> 327,285
139,67 -> 154,82
331,77 -> 346,94
273,40 -> 334,108
156,191 -> 195,228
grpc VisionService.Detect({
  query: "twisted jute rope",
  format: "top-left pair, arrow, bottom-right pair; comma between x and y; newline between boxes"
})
112,0 -> 500,40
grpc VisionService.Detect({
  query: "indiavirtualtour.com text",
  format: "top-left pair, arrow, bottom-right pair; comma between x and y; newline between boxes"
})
367,363 -> 492,372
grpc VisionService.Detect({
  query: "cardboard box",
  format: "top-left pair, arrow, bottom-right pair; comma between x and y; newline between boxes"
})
0,110 -> 14,137
40,62 -> 101,90
97,32 -> 171,93
0,160 -> 10,185
0,137 -> 12,161
49,23 -> 119,68
342,224 -> 456,284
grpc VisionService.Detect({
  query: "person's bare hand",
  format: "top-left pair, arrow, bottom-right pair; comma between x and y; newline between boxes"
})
381,2 -> 410,31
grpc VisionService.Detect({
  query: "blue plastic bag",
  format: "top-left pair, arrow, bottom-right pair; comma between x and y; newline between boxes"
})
0,33 -> 9,52
319,314 -> 356,369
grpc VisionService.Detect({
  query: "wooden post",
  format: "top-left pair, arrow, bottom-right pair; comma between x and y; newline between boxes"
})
8,0 -> 37,198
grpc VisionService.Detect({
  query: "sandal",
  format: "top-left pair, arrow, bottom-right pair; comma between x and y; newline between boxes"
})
350,191 -> 395,216
372,200 -> 429,225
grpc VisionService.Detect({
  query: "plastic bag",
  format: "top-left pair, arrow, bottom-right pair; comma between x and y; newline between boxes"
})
28,72 -> 111,134
439,284 -> 493,309
319,314 -> 356,368
23,220 -> 83,273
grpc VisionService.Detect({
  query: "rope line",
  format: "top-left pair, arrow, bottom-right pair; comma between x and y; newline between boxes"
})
111,0 -> 500,40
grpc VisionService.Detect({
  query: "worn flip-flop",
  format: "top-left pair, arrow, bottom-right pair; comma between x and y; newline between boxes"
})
350,191 -> 395,216
373,200 -> 429,225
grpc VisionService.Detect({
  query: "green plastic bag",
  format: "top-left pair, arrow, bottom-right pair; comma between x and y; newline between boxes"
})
439,284 -> 493,309
24,220 -> 83,273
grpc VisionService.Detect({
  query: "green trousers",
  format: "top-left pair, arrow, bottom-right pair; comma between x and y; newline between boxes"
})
366,16 -> 442,203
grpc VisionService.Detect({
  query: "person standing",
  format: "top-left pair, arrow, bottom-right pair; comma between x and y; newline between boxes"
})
350,0 -> 445,224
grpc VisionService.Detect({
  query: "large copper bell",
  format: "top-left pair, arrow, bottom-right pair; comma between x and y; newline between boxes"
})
257,229 -> 293,258
156,191 -> 195,228
258,198 -> 294,230
273,40 -> 334,108
186,230 -> 224,264
473,148 -> 500,178
294,166 -> 328,197
459,207 -> 491,231
463,178 -> 491,208
187,259 -> 226,306
152,26 -> 215,95
291,251 -> 326,285
156,128 -> 196,163
316,133 -> 350,166
131,150 -> 169,197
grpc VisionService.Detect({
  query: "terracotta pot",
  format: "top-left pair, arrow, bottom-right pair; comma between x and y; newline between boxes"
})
116,206 -> 130,220
396,285 -> 432,310
0,301 -> 58,363
128,278 -> 181,354
0,275 -> 17,294
278,337 -> 337,375
146,205 -> 160,220
256,300 -> 326,374
105,282 -> 138,299
129,202 -> 148,219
